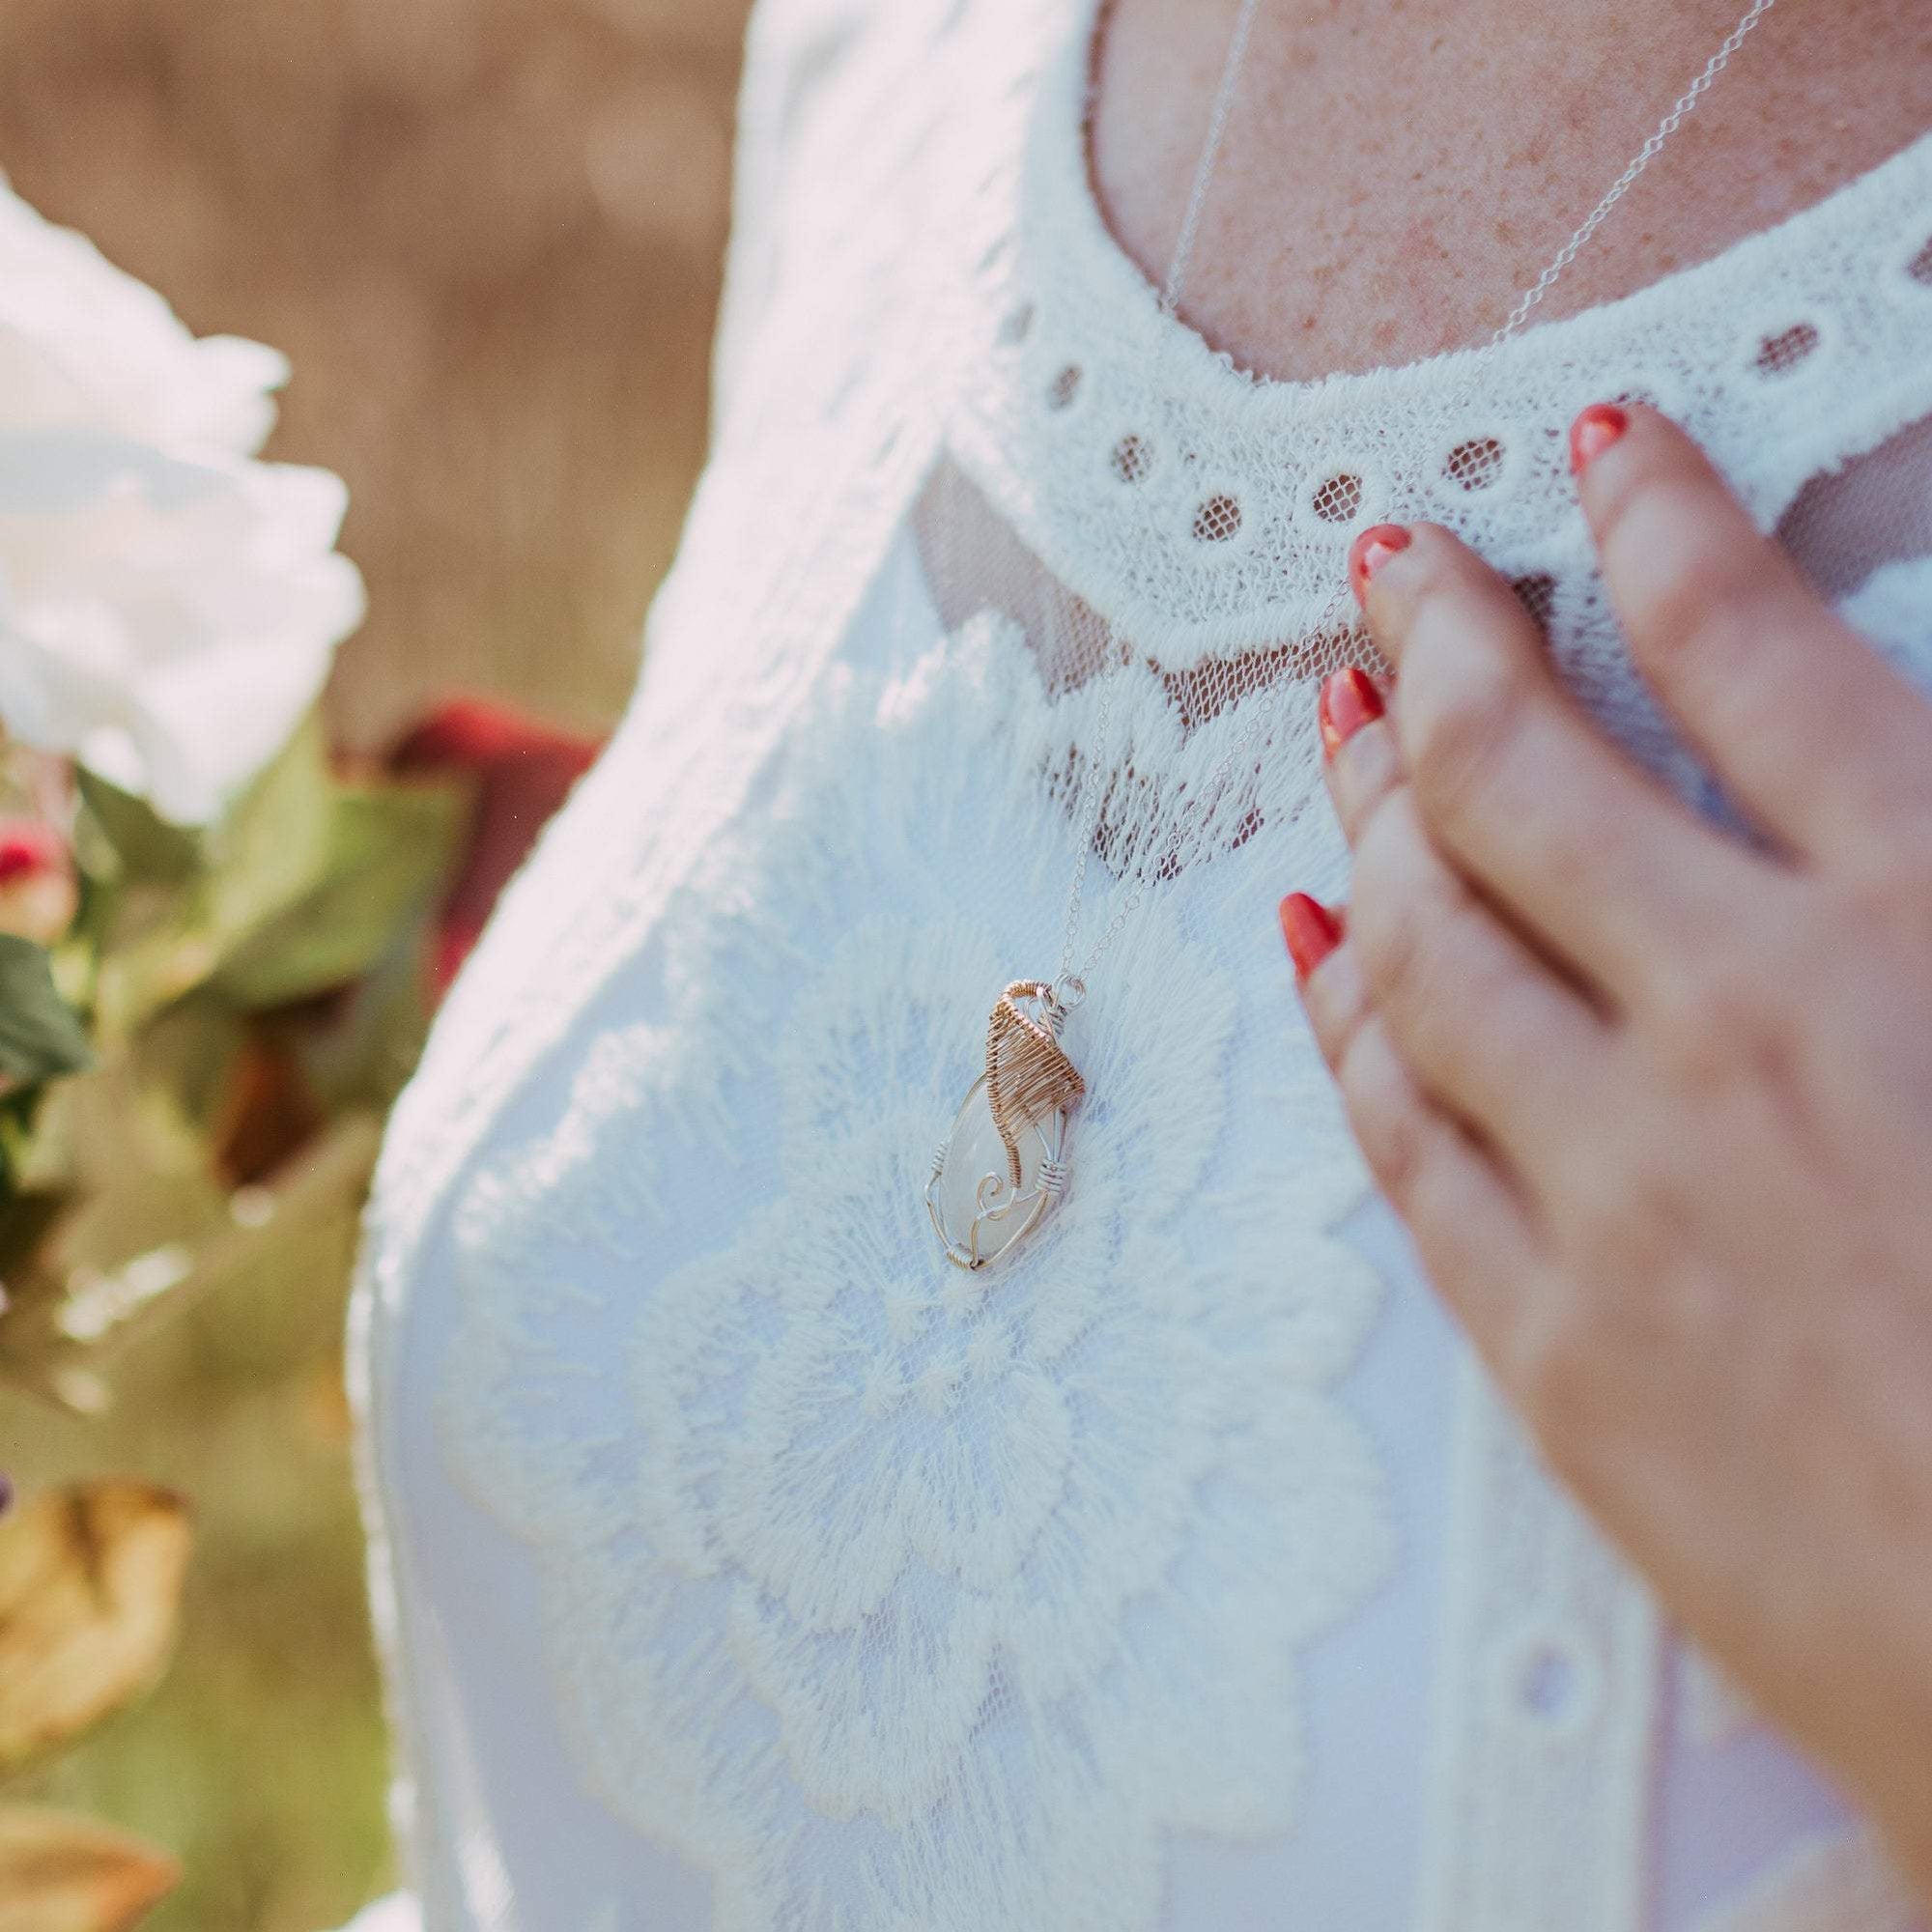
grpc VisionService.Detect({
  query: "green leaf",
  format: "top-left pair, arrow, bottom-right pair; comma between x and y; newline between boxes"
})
289,920 -> 437,1115
0,938 -> 93,1085
213,781 -> 463,1010
198,711 -> 339,948
88,711 -> 466,1037
124,997 -> 248,1143
89,716 -> 351,1038
72,773 -> 203,888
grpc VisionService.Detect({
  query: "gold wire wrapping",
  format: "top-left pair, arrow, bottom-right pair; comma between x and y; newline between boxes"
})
984,981 -> 1085,1190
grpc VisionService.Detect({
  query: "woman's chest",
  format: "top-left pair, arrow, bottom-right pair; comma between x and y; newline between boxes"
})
428,521 -> 1381,1465
393,524 -> 1423,1929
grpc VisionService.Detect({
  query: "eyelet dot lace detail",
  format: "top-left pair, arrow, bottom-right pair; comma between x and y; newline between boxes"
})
1499,1625 -> 1603,1740
1512,573 -> 1558,636
1752,321 -> 1822,377
1111,433 -> 1153,484
951,19 -> 1932,703
1444,436 -> 1506,492
1191,492 -> 1242,543
977,234 -> 1013,276
998,300 -> 1037,347
1047,362 -> 1082,410
1312,472 -> 1364,525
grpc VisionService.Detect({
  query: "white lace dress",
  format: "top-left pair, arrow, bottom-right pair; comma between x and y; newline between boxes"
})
346,1 -> 1932,1926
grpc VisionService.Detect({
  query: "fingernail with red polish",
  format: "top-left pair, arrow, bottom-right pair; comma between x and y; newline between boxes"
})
1319,665 -> 1385,758
1570,403 -> 1629,476
1348,524 -> 1411,607
1280,893 -> 1344,981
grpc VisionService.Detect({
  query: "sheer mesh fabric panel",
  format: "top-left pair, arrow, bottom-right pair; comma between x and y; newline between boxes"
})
1780,412 -> 1932,602
914,456 -> 1368,901
918,406 -> 1932,911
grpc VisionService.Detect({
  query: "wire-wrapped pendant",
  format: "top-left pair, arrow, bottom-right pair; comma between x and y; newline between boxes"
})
926,980 -> 1084,1271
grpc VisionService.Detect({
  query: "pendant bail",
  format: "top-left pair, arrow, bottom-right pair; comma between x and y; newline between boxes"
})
1047,974 -> 1087,1026
985,981 -> 1087,1191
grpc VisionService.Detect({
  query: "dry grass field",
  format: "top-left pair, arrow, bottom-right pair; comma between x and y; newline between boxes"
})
0,2 -> 750,1925
0,0 -> 751,745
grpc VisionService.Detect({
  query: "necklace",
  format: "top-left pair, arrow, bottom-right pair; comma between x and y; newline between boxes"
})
925,0 -> 1779,1271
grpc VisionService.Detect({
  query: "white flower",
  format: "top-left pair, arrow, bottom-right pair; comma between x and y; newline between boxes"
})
0,179 -> 364,823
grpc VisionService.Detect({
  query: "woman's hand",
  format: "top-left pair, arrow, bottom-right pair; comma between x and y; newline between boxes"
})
1286,403 -> 1932,1898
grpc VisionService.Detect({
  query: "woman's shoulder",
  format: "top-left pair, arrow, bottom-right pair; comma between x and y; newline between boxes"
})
714,0 -> 1048,430
732,0 -> 996,184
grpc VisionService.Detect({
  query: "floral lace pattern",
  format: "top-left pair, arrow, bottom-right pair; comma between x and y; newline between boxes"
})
434,611 -> 1393,1928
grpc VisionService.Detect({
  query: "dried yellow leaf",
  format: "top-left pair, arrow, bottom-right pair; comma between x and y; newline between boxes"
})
0,1482 -> 191,1772
0,1807 -> 180,1932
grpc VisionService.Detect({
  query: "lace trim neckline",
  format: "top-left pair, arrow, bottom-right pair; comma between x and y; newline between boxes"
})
947,0 -> 1932,661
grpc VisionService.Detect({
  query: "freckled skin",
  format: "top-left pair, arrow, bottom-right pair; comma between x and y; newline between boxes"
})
1092,0 -> 1932,383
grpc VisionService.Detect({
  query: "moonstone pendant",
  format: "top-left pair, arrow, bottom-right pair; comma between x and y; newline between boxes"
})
926,1074 -> 1071,1269
926,980 -> 1084,1271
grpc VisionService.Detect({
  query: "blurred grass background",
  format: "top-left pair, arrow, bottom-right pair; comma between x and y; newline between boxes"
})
0,0 -> 751,748
0,0 -> 752,1924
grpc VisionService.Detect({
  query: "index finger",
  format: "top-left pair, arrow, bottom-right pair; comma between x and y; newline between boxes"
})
1572,402 -> 1932,868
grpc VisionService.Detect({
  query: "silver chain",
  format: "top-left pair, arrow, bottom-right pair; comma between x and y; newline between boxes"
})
1158,0 -> 1265,321
1055,0 -> 1266,1006
1052,0 -> 1777,1000
1491,0 -> 1778,344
